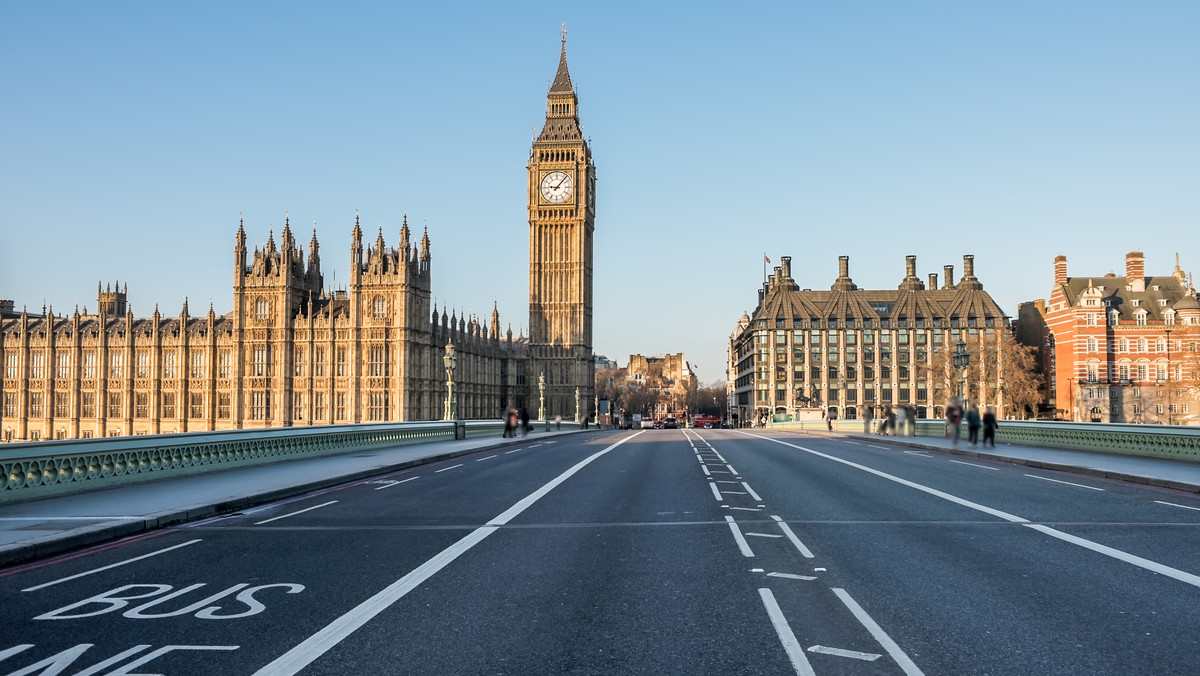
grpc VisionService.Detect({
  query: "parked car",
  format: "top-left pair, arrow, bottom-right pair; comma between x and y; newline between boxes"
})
663,417 -> 679,429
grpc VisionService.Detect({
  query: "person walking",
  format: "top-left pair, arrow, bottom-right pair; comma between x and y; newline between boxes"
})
885,406 -> 896,436
518,407 -> 531,437
945,398 -> 964,447
896,405 -> 908,437
982,406 -> 999,448
905,405 -> 918,436
502,407 -> 517,438
966,404 -> 982,448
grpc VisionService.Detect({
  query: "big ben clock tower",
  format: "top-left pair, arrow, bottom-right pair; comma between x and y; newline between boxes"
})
528,27 -> 595,421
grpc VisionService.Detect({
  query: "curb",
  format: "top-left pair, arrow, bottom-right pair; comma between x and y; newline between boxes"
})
0,429 -> 596,569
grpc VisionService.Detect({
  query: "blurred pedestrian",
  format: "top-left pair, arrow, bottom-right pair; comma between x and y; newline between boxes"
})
982,406 -> 999,448
519,407 -> 530,437
946,398 -> 963,447
502,407 -> 517,438
966,404 -> 982,448
896,405 -> 908,437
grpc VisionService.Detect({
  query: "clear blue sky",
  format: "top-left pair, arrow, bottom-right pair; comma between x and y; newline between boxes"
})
2,2 -> 1197,384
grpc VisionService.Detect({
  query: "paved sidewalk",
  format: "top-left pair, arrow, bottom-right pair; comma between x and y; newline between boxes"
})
0,428 -> 589,568
780,428 -> 1200,494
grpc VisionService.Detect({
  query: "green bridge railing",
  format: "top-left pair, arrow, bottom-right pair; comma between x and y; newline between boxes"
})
763,418 -> 1200,461
0,419 -> 581,504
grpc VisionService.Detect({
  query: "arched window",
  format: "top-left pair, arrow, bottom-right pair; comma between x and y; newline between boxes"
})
255,298 -> 269,320
373,296 -> 386,318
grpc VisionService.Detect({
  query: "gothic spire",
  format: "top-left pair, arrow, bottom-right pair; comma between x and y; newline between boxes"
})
550,23 -> 573,93
420,221 -> 431,262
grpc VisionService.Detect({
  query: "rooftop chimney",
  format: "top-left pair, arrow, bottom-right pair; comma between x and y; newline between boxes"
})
1126,251 -> 1145,292
928,273 -> 938,289
899,255 -> 922,290
942,265 -> 956,290
832,255 -> 856,291
1054,255 -> 1068,285
781,256 -> 792,280
963,254 -> 976,280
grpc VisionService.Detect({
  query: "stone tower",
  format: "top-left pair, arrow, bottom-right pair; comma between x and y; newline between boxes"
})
527,29 -> 595,420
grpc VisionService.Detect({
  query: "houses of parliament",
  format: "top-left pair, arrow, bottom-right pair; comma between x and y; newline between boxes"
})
0,38 -> 596,442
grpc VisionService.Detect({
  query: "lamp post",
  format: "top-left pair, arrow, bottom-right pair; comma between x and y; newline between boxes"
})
575,387 -> 582,424
537,372 -> 546,421
953,338 -> 970,408
442,341 -> 457,421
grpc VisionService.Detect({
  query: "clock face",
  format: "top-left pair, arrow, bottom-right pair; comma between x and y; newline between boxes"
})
540,171 -> 573,204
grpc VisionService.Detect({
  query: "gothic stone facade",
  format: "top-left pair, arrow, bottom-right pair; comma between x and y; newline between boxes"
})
1,40 -> 595,442
730,255 -> 1007,424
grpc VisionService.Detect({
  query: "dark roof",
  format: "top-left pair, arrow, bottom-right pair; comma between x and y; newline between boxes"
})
1062,275 -> 1189,322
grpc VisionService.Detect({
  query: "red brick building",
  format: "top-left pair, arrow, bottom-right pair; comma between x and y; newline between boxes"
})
1040,252 -> 1200,424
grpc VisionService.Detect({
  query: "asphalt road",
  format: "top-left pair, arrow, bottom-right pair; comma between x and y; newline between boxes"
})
3,429 -> 1200,675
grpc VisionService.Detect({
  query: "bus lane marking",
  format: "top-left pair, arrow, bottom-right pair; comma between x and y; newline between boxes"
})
22,540 -> 203,593
758,588 -> 816,676
255,501 -> 338,525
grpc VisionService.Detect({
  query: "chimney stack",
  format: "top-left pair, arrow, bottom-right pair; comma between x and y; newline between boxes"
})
1126,251 -> 1145,292
838,255 -> 849,279
929,273 -> 938,289
1054,255 -> 1068,285
905,255 -> 917,278
781,256 -> 792,280
963,254 -> 976,280
943,265 -> 955,289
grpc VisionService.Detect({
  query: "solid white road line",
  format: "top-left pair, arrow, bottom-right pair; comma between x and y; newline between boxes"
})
254,431 -> 645,676
767,572 -> 817,581
713,451 -> 728,463
709,483 -> 724,502
742,482 -> 763,501
745,532 -> 783,538
256,501 -> 339,525
772,515 -> 815,558
903,451 -> 931,457
832,588 -> 924,675
21,539 -> 204,592
725,516 -> 755,557
475,455 -> 497,462
758,588 -> 817,676
867,444 -> 889,450
806,645 -> 882,661
1025,474 -> 1104,491
842,440 -> 861,445
950,460 -> 999,471
434,464 -> 464,473
721,491 -> 747,495
743,431 -> 1200,590
374,476 -> 419,490
1155,500 -> 1200,512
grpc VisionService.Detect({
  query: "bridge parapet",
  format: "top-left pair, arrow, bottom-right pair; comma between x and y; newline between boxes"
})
0,420 -> 577,504
764,419 -> 1200,461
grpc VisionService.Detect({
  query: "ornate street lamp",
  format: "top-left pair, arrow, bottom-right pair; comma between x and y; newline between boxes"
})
443,341 -> 457,421
575,387 -> 582,424
953,338 -> 970,407
538,371 -> 546,421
